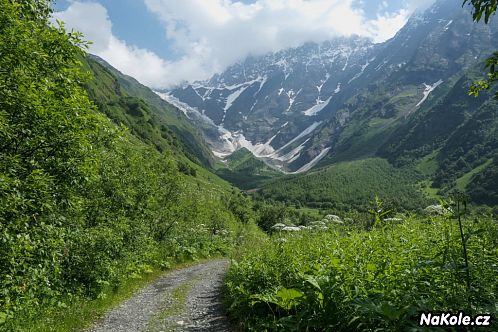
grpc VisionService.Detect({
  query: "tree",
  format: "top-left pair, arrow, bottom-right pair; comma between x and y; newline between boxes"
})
463,0 -> 498,98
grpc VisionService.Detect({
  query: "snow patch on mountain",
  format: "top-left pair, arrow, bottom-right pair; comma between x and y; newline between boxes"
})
275,122 -> 322,154
213,129 -> 275,159
285,89 -> 301,112
416,79 -> 443,107
157,92 -> 198,120
304,97 -> 332,116
256,76 -> 268,94
334,83 -> 342,94
348,57 -> 375,83
277,138 -> 310,163
294,147 -> 331,173
224,86 -> 246,111
443,20 -> 453,31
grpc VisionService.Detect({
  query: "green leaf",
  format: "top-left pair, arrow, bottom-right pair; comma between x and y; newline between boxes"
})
276,288 -> 304,301
304,275 -> 322,291
367,263 -> 377,272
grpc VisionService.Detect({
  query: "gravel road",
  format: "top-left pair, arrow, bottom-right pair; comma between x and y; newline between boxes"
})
88,259 -> 232,332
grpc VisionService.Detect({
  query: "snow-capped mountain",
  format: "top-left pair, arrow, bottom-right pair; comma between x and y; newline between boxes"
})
161,0 -> 498,173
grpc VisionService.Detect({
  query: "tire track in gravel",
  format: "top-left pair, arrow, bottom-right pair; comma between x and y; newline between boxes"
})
88,259 -> 231,332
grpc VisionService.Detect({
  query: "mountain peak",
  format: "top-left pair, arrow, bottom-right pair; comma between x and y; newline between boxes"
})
162,1 -> 498,173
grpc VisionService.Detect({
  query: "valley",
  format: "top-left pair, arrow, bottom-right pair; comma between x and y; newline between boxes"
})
1,0 -> 497,331
164,0 -> 498,207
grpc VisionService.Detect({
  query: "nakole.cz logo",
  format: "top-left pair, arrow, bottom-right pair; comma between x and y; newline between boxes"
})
419,311 -> 492,327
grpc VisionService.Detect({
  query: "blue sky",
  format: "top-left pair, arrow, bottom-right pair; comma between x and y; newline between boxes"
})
54,0 -> 178,60
52,0 -> 435,88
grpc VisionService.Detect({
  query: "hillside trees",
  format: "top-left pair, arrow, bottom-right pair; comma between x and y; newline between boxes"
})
0,0 -> 247,325
464,0 -> 498,97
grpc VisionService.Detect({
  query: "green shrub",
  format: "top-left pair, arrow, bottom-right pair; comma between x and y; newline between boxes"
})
225,215 -> 498,331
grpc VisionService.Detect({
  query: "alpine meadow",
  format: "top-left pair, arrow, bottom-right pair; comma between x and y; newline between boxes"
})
1,0 -> 497,331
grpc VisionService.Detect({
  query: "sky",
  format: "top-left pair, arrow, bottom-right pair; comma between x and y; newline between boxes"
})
52,0 -> 435,89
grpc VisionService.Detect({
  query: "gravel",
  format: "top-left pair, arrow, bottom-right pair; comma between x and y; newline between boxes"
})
88,259 -> 232,332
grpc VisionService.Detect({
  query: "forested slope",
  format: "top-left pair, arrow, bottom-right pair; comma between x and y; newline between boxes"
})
256,158 -> 427,211
0,1 -> 257,328
83,56 -> 215,168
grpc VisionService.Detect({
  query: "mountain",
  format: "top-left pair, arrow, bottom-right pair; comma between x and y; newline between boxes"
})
164,35 -> 376,172
83,55 -> 215,168
163,0 -> 498,205
214,148 -> 283,190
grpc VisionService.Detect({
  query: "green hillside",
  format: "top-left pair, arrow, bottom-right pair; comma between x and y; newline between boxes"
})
0,2 -> 254,328
378,67 -> 498,204
83,56 -> 214,168
215,148 -> 283,190
256,158 -> 429,211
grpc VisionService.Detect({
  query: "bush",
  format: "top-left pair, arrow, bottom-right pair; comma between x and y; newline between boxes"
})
225,215 -> 498,331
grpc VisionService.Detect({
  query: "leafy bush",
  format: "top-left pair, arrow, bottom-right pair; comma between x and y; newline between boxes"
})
225,214 -> 498,331
0,1 -> 251,326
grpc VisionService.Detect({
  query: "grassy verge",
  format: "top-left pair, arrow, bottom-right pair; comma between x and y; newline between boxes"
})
6,259 -> 215,332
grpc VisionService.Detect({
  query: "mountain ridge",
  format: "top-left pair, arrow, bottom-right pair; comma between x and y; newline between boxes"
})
161,0 -> 498,204
166,0 -> 497,175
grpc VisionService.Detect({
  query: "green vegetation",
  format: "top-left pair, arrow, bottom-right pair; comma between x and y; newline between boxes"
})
467,158 -> 498,205
9,267 -> 166,332
215,148 -> 283,190
2,1 -> 498,332
225,209 -> 498,331
455,158 -> 493,190
464,0 -> 498,98
415,150 -> 439,176
0,1 -> 258,329
379,69 -> 498,204
84,56 -> 215,168
256,158 -> 428,211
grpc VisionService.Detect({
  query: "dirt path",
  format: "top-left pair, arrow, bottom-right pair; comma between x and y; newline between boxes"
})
88,259 -> 232,332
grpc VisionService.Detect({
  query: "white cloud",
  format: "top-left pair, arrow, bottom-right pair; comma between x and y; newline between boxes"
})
53,2 -> 111,53
368,9 -> 410,43
53,2 -> 185,89
54,0 -> 431,89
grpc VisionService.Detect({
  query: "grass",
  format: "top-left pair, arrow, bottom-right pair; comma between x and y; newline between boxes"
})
224,214 -> 498,331
147,278 -> 197,332
8,271 -> 165,332
455,159 -> 493,191
8,259 -> 213,332
419,179 -> 441,200
389,85 -> 418,101
415,150 -> 439,176
415,152 -> 441,201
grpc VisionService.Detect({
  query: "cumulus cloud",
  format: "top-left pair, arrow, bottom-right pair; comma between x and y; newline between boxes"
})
54,0 -> 432,89
53,2 -> 187,88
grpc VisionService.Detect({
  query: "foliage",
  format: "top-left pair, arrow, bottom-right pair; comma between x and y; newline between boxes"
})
464,0 -> 497,24
463,0 -> 498,98
82,56 -> 214,167
255,159 -> 428,212
379,71 -> 498,203
215,148 -> 283,190
225,213 -> 498,331
467,157 -> 498,204
367,195 -> 394,228
0,1 -> 252,327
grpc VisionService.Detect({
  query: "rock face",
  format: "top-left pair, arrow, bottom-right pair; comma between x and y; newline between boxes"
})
163,0 -> 498,173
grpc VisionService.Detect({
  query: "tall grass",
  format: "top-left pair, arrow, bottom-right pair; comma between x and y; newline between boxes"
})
225,214 -> 498,331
